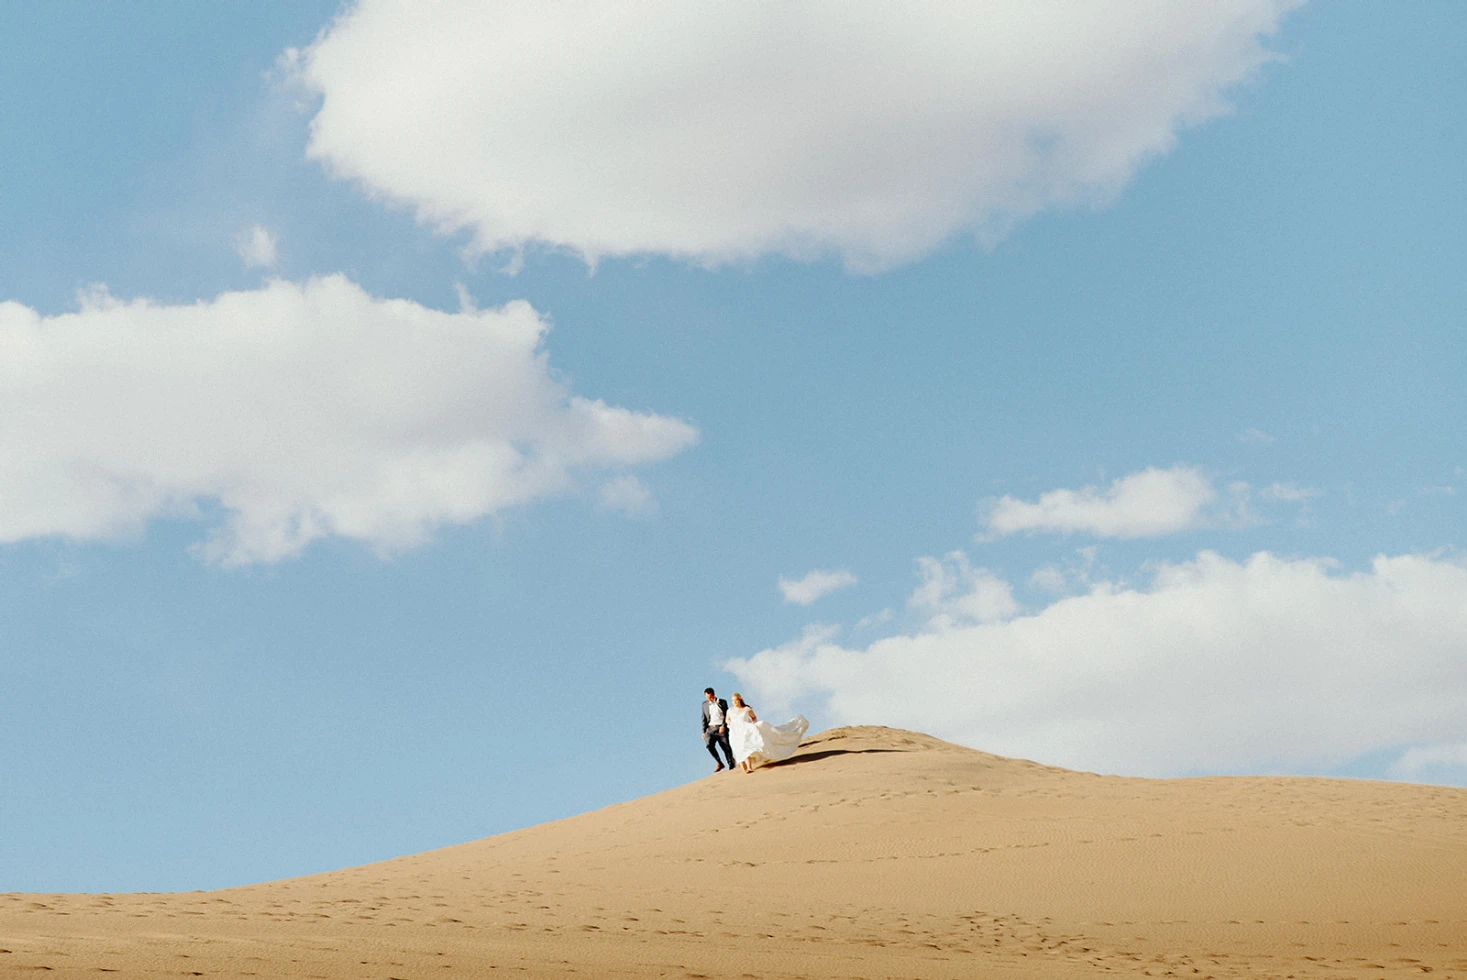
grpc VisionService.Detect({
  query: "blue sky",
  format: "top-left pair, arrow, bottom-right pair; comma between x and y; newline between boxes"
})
2,2 -> 1464,893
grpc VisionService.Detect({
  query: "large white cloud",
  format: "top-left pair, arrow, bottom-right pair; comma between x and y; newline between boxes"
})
0,276 -> 696,564
295,0 -> 1298,271
726,550 -> 1467,777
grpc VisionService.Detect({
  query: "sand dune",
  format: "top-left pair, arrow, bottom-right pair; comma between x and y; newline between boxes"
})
4,726 -> 1465,978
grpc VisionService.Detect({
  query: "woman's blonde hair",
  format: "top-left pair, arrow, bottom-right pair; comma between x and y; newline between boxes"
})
731,692 -> 744,705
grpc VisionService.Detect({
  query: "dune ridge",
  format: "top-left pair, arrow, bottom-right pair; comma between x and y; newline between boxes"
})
3,726 -> 1465,978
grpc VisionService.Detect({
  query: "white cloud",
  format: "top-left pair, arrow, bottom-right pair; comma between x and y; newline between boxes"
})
1028,565 -> 1070,595
1388,742 -> 1467,782
727,550 -> 1467,777
779,569 -> 858,606
984,465 -> 1217,539
0,276 -> 696,564
1239,426 -> 1276,444
909,551 -> 1019,629
597,474 -> 657,517
294,0 -> 1297,271
1388,484 -> 1459,517
1029,546 -> 1101,595
1259,482 -> 1322,502
235,225 -> 278,269
854,608 -> 893,631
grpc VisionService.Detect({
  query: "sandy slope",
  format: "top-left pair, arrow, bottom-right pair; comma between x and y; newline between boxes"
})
4,726 -> 1465,979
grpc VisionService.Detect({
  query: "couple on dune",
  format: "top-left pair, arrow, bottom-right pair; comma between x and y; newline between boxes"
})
701,687 -> 809,774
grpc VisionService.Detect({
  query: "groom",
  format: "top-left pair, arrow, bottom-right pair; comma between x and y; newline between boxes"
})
701,687 -> 735,773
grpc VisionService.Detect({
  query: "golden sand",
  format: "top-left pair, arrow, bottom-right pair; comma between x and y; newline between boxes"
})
4,726 -> 1465,978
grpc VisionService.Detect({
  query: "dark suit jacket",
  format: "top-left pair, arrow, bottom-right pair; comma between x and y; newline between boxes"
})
701,698 -> 729,735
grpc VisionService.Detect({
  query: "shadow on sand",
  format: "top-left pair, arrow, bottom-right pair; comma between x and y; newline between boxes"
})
771,747 -> 906,768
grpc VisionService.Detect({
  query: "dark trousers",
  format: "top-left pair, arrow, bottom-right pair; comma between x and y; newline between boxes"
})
704,727 -> 734,767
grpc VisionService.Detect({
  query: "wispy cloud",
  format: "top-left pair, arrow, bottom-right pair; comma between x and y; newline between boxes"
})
234,225 -> 278,269
982,467 -> 1318,540
1029,546 -> 1101,595
909,552 -> 1018,629
1388,483 -> 1459,517
1259,482 -> 1322,502
982,466 -> 1217,539
854,608 -> 893,631
596,474 -> 657,518
1388,742 -> 1467,781
1239,427 -> 1276,445
779,569 -> 858,606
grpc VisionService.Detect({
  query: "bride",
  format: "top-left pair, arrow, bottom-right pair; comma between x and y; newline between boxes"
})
726,693 -> 809,773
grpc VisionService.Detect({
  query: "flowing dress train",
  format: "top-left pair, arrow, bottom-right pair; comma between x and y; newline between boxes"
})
727,706 -> 809,770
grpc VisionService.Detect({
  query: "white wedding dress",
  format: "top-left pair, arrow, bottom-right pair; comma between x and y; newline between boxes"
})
727,706 -> 809,770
